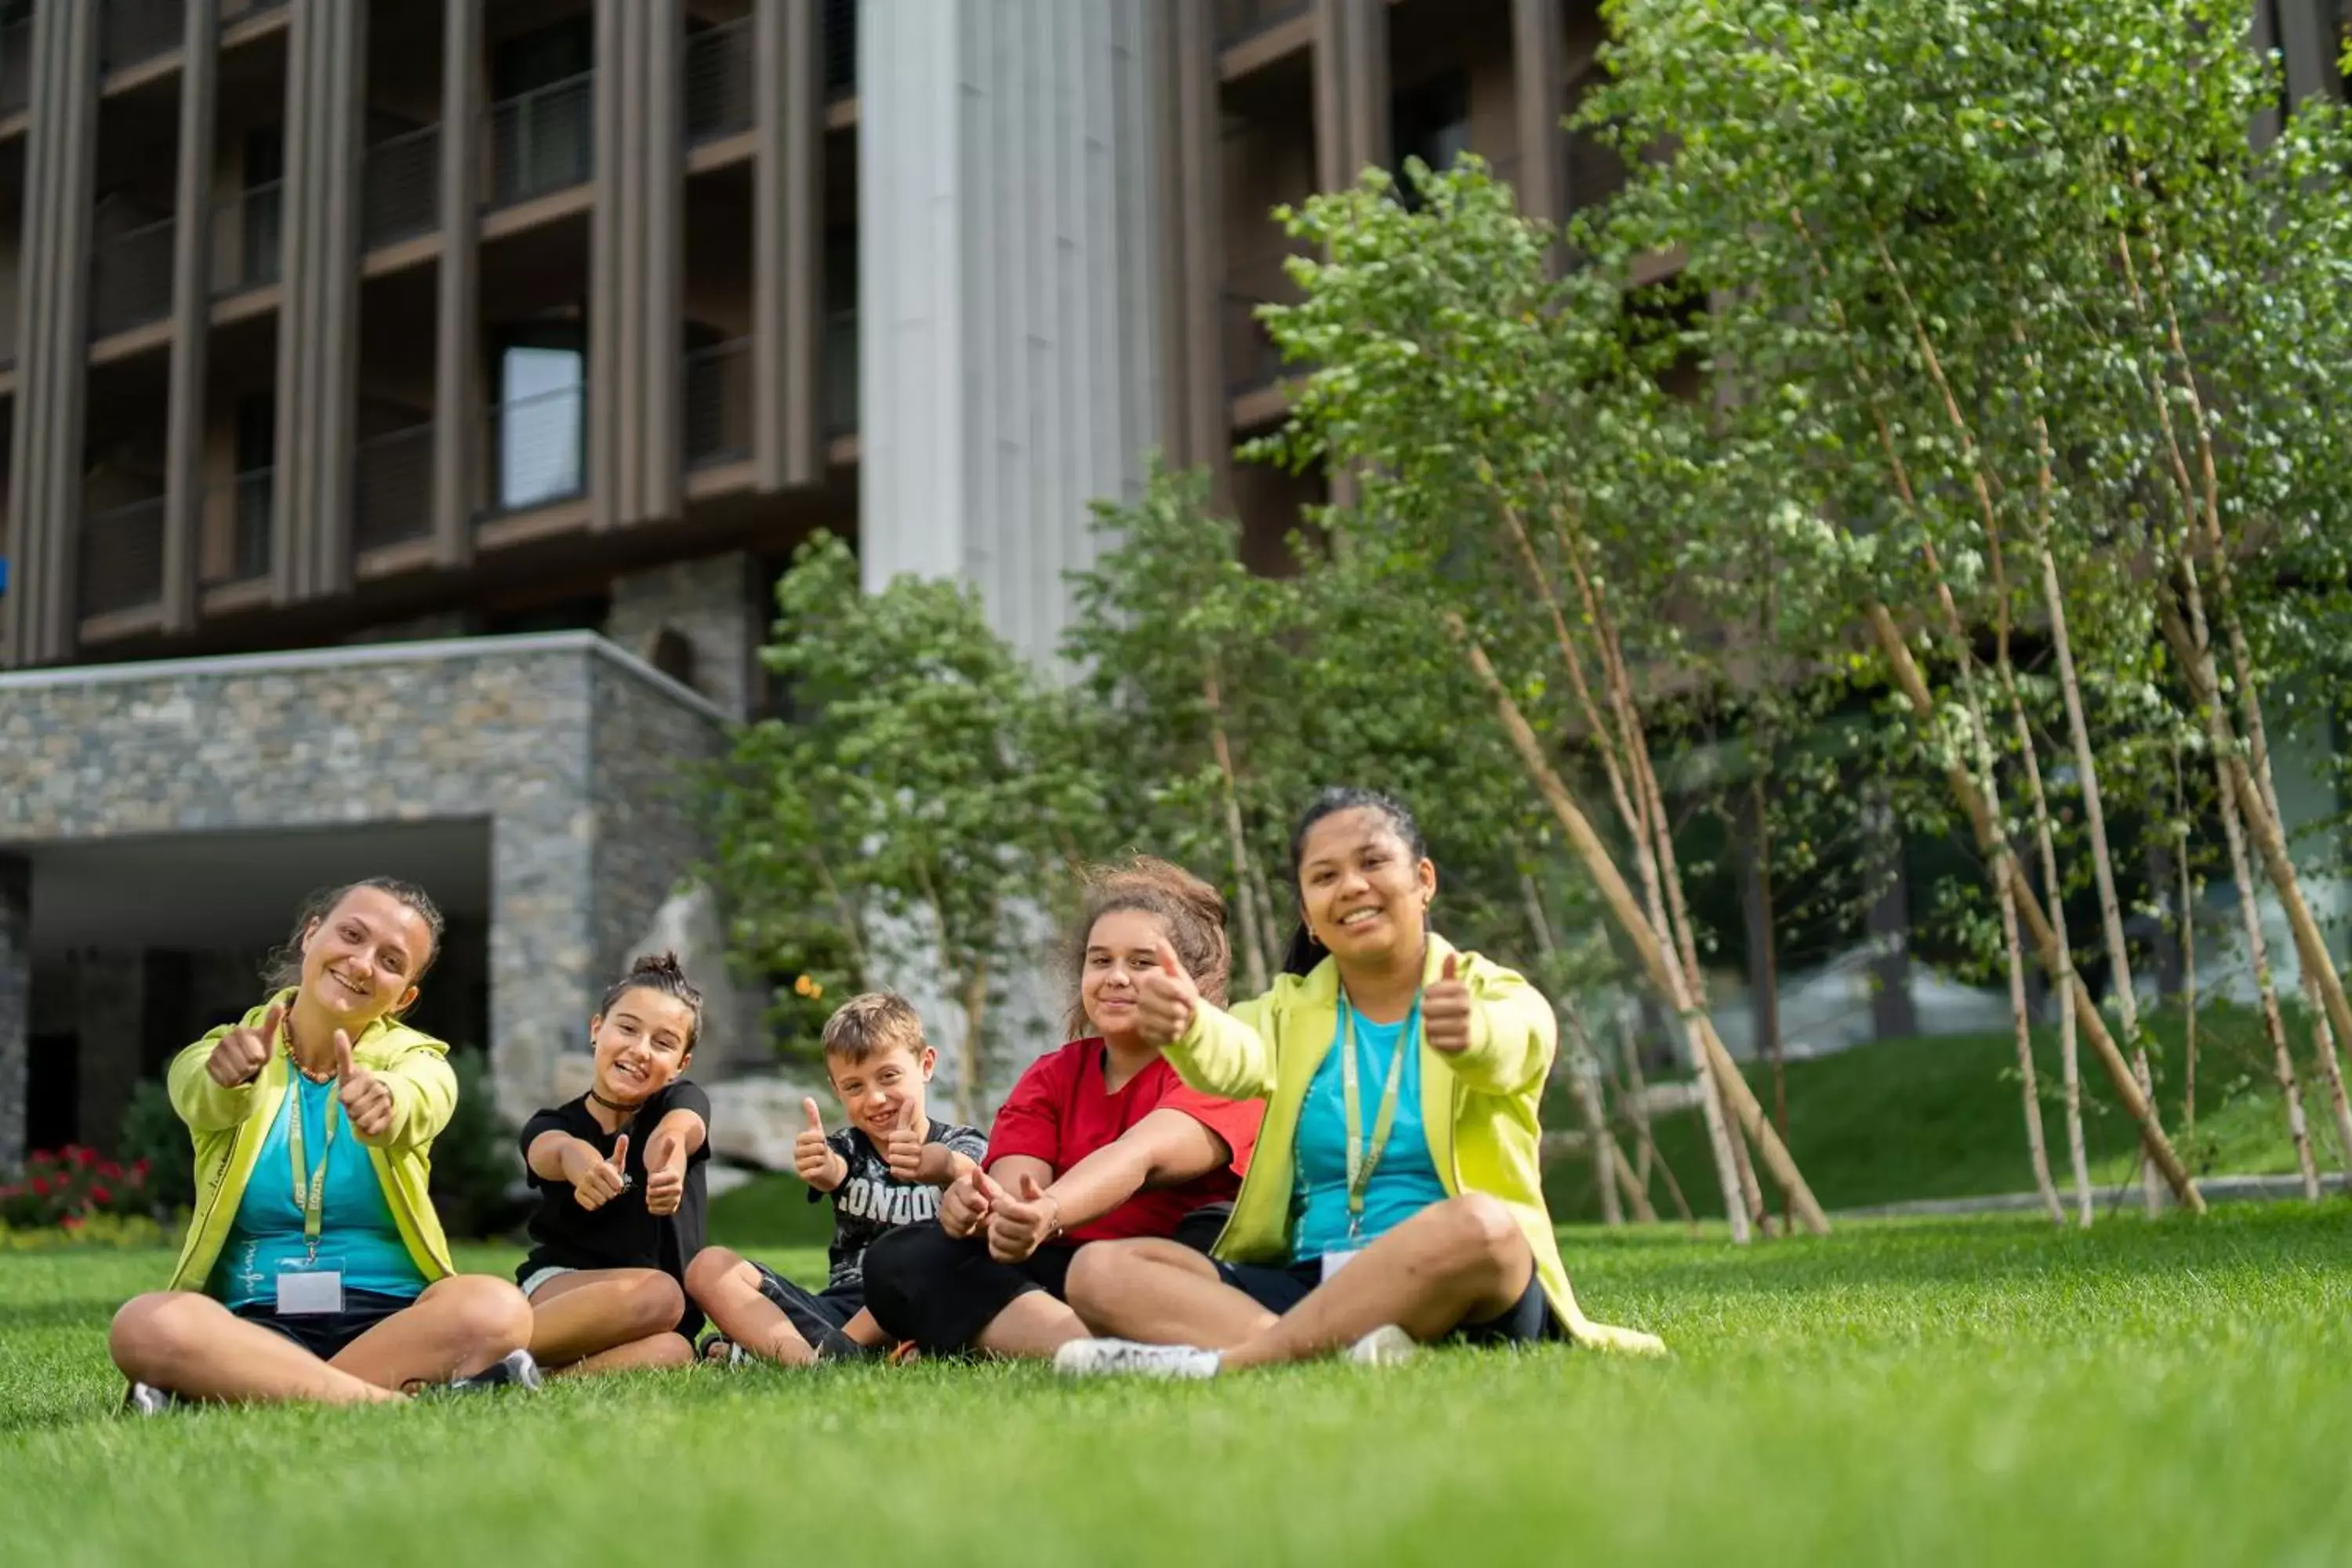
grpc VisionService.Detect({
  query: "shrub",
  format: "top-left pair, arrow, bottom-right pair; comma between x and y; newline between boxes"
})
118,1078 -> 198,1218
427,1047 -> 528,1240
0,1146 -> 154,1229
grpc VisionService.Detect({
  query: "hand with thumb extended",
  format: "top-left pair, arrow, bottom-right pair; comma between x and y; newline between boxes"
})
206,1004 -> 284,1087
335,1029 -> 397,1138
1134,937 -> 1201,1048
565,1131 -> 630,1211
644,1127 -> 687,1216
987,1171 -> 1062,1264
884,1094 -> 928,1183
795,1098 -> 848,1192
1425,950 -> 1474,1054
940,1168 -> 993,1239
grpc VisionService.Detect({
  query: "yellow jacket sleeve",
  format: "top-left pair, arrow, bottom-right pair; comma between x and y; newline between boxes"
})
365,1042 -> 459,1152
1163,990 -> 1285,1102
1447,957 -> 1557,1098
167,1029 -> 260,1134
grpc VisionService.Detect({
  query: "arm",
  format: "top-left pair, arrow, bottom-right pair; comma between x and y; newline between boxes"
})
1036,1109 -> 1229,1233
913,1142 -> 978,1187
983,1153 -> 1056,1191
167,1031 -> 260,1134
1442,956 -> 1558,1097
356,1044 -> 459,1151
525,1128 -> 601,1183
1162,993 -> 1283,1102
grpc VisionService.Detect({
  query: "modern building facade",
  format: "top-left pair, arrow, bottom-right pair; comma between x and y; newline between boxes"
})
20,0 -> 2332,1167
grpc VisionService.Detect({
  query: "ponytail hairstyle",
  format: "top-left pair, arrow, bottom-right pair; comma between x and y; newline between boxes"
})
600,950 -> 706,1053
262,877 -> 448,1011
1281,786 -> 1429,978
1064,857 -> 1232,1040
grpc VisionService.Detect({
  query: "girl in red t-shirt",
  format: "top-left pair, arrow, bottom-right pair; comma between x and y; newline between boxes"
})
858,859 -> 1262,1358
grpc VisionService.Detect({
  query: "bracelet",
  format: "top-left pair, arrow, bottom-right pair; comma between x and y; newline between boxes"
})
1042,1194 -> 1065,1239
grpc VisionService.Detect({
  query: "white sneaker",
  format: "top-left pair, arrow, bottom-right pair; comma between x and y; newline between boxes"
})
1348,1324 -> 1419,1367
1054,1338 -> 1222,1380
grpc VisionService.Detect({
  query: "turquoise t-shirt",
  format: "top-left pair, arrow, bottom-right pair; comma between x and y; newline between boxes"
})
209,1074 -> 428,1309
1292,1004 -> 1452,1261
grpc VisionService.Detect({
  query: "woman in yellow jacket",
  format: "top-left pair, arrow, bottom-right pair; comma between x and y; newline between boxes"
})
109,878 -> 539,1408
1057,789 -> 1664,1376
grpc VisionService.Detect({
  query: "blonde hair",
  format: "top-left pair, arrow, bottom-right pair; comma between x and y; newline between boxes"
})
822,991 -> 928,1065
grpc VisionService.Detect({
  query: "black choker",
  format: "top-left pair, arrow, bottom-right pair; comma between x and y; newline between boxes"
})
588,1089 -> 635,1114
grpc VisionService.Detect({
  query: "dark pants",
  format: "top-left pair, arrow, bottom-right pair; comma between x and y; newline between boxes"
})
231,1288 -> 418,1360
1214,1258 -> 1558,1346
862,1207 -> 1228,1356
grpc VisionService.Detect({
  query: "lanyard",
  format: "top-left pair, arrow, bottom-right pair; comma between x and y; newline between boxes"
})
285,1075 -> 341,1253
1338,991 -> 1419,1241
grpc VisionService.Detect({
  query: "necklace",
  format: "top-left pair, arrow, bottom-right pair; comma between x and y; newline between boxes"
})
283,1032 -> 336,1085
587,1088 -> 636,1115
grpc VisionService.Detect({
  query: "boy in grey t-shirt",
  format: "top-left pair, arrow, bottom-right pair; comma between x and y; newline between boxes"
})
684,993 -> 983,1364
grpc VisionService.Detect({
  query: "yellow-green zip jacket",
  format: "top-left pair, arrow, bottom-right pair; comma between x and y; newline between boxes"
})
1167,935 -> 1665,1356
162,991 -> 459,1295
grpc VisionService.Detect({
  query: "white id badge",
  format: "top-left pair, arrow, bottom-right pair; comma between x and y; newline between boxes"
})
1319,1250 -> 1361,1283
276,1261 -> 346,1316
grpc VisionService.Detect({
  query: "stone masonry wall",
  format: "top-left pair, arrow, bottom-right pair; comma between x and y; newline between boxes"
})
0,636 -> 731,1127
0,858 -> 27,1172
604,553 -> 760,720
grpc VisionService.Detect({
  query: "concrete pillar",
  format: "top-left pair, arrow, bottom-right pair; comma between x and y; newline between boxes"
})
857,0 -> 1163,665
72,949 -> 146,1153
604,553 -> 759,720
0,857 -> 27,1172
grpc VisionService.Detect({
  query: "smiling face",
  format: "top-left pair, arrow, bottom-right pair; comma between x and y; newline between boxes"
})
589,987 -> 698,1106
826,1043 -> 935,1142
1080,907 -> 1175,1046
298,886 -> 436,1030
1296,807 -> 1437,970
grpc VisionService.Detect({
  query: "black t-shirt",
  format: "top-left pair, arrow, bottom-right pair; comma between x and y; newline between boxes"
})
806,1118 -> 989,1291
518,1080 -> 713,1333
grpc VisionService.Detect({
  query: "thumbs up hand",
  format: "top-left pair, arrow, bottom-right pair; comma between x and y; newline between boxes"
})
564,1131 -> 631,1211
208,1004 -> 285,1087
796,1098 -> 848,1192
985,1171 -> 1064,1265
1135,938 -> 1201,1047
644,1125 -> 688,1216
884,1095 -> 928,1183
941,1165 -> 999,1239
335,1030 -> 397,1138
1424,952 -> 1474,1054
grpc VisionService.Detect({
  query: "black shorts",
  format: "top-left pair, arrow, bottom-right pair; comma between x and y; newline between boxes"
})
1213,1258 -> 1558,1347
749,1263 -> 866,1345
231,1288 -> 418,1361
862,1204 -> 1230,1356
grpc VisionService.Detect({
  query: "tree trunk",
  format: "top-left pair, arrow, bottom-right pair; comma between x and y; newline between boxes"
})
1743,779 -> 1793,1233
1616,1009 -> 1694,1229
2172,746 -> 2201,1136
1454,625 -> 1829,1235
1866,602 -> 2205,1209
1998,859 -> 2066,1225
1559,998 -> 1626,1228
1203,671 -> 1271,997
2211,738 -> 2320,1199
2033,540 -> 2158,1215
2004,681 -> 2089,1226
958,961 -> 990,1131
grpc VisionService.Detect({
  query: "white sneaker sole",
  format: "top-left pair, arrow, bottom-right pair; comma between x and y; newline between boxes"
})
1348,1324 -> 1419,1367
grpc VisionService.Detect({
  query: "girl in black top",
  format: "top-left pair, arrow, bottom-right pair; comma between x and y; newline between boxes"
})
514,953 -> 713,1377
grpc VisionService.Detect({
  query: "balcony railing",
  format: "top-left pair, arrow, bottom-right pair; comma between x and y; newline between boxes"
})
1221,244 -> 1310,397
205,466 -> 274,586
486,381 -> 586,515
1214,0 -> 1308,49
822,0 -> 854,100
822,307 -> 857,436
219,0 -> 288,22
0,17 -> 30,117
78,495 -> 167,618
684,338 -> 752,466
212,181 -> 283,293
101,0 -> 184,73
91,216 -> 178,339
362,124 -> 440,250
353,423 -> 434,553
489,71 -> 593,209
686,17 -> 753,144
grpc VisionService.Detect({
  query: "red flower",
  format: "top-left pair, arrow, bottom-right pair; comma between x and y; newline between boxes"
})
90,1185 -> 114,1206
132,1159 -> 151,1177
71,1147 -> 95,1167
27,1150 -> 54,1168
97,1160 -> 122,1180
30,1176 -> 51,1196
58,1214 -> 82,1230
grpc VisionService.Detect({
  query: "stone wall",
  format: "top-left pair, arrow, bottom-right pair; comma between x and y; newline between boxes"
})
0,634 -> 731,1127
604,554 -> 760,720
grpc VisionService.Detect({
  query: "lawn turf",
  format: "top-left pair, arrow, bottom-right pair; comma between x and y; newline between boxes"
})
3,1205 -> 2350,1566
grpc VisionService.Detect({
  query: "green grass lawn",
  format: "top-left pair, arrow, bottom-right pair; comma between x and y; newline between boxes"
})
1540,1000 -> 2347,1221
5,1203 -> 2351,1566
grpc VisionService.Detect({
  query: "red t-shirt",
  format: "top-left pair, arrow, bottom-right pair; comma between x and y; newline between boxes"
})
984,1040 -> 1263,1244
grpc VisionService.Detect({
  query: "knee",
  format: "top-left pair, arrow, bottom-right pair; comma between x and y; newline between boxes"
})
684,1247 -> 742,1304
644,1332 -> 695,1370
430,1274 -> 535,1358
621,1270 -> 686,1337
108,1291 -> 205,1378
856,1225 -> 923,1312
1434,1192 -> 1526,1280
1062,1240 -> 1134,1317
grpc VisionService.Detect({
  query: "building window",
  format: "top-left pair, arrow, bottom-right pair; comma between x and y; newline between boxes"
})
1392,71 -> 1470,206
494,323 -> 586,512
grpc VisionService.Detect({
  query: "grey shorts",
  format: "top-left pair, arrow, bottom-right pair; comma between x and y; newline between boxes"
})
518,1264 -> 579,1299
